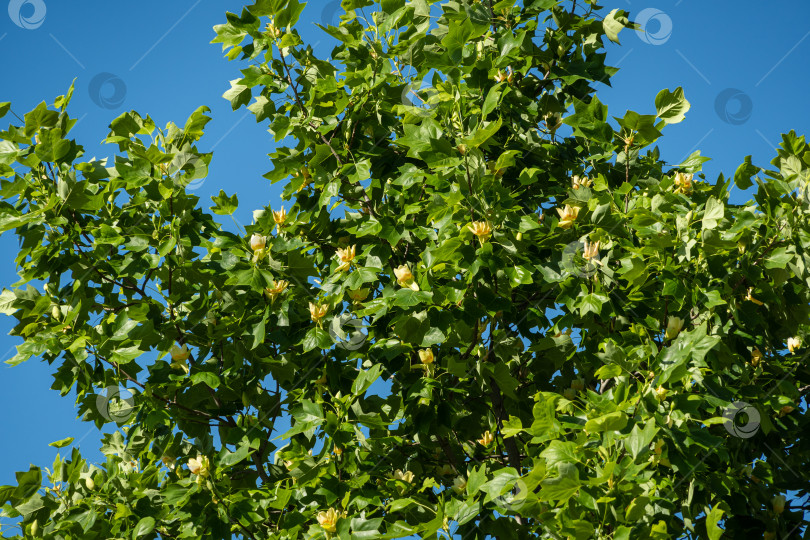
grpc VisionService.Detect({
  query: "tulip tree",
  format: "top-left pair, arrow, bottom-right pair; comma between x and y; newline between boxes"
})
1,0 -> 809,538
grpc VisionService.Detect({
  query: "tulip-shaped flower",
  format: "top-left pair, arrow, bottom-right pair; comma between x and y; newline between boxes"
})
170,344 -> 190,373
655,386 -> 668,401
394,469 -> 414,484
347,288 -> 369,303
336,245 -> 357,272
394,265 -> 419,291
582,239 -> 600,261
674,172 -> 693,194
272,206 -> 287,233
750,347 -> 763,367
317,508 -> 339,533
453,475 -> 467,493
264,280 -> 289,303
418,349 -> 434,365
309,302 -> 330,325
787,336 -> 801,354
468,221 -> 492,241
161,456 -> 176,471
571,175 -> 592,190
772,494 -> 786,514
188,455 -> 210,484
477,430 -> 494,446
556,204 -> 580,229
249,233 -> 267,252
665,316 -> 685,340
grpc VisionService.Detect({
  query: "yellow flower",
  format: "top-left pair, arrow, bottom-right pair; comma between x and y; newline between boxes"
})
309,302 -> 330,324
494,69 -> 508,83
750,347 -> 763,367
264,280 -> 289,303
555,204 -> 580,229
653,438 -> 665,455
571,175 -> 592,190
249,233 -> 266,251
333,446 -> 343,456
745,288 -> 764,305
674,172 -> 693,194
467,221 -> 492,240
169,344 -> 190,373
394,469 -> 414,483
316,507 -> 339,533
336,245 -> 357,272
453,475 -> 467,493
665,316 -> 685,340
170,344 -> 190,362
582,239 -> 600,261
772,494 -> 786,514
347,288 -> 369,303
787,336 -> 801,354
394,265 -> 419,291
655,386 -> 668,401
188,455 -> 210,478
477,430 -> 494,446
418,349 -> 434,365
272,206 -> 287,232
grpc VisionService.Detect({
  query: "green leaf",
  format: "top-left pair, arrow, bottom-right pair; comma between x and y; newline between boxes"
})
679,150 -> 711,173
48,437 -> 75,448
706,504 -> 725,540
603,9 -> 629,44
539,463 -> 580,502
624,419 -> 658,459
584,411 -> 628,433
702,197 -> 724,229
0,102 -> 9,119
0,289 -> 17,315
133,516 -> 155,537
655,87 -> 690,125
734,155 -> 759,190
625,496 -> 650,521
211,190 -> 239,215
352,364 -> 382,396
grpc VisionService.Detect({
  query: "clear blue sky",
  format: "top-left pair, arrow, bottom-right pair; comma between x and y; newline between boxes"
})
1,0 -> 809,526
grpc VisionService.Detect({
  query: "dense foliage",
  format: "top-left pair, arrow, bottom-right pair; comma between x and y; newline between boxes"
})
1,0 -> 808,538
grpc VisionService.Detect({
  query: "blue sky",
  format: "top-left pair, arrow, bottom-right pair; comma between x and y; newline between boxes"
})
1,0 -> 809,532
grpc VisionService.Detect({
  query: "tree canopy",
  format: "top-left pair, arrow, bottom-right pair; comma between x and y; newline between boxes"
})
0,0 -> 808,538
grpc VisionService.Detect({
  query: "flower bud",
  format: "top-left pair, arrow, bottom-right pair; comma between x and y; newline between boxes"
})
655,386 -> 668,401
249,233 -> 267,251
772,494 -> 786,514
